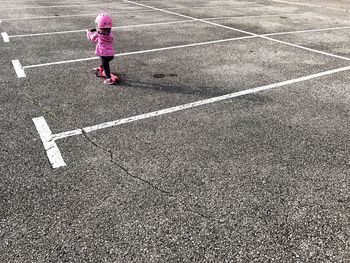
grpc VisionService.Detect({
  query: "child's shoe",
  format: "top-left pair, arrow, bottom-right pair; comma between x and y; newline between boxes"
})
103,78 -> 115,85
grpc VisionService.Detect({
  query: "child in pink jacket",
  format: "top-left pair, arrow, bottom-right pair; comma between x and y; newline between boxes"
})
87,13 -> 117,85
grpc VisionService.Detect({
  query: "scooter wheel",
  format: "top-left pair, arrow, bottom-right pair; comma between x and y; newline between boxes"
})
93,69 -> 99,76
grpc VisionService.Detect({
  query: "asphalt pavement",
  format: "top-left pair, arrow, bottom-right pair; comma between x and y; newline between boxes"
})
1,0 -> 349,262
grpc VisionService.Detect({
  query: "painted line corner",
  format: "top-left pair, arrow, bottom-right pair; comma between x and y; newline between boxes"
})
33,116 -> 66,169
12,59 -> 26,78
1,32 -> 9,42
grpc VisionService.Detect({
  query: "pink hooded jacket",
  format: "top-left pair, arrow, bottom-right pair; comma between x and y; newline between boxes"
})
87,31 -> 115,57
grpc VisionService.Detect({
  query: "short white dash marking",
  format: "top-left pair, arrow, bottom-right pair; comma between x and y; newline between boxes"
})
1,32 -> 9,42
33,117 -> 66,169
12,60 -> 26,78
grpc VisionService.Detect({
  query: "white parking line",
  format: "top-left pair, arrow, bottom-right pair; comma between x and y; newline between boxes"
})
33,117 -> 66,169
7,20 -> 196,40
3,13 -> 304,41
0,0 -> 71,1
266,26 -> 350,36
0,10 -> 151,22
123,0 -> 350,65
12,24 -> 350,78
0,0 -> 109,1
34,65 -> 350,169
0,0 -> 72,1
0,5 -> 262,21
1,32 -> 9,42
1,2 -> 128,10
270,0 -> 350,12
124,0 -> 261,35
20,35 -> 256,69
12,60 -> 26,78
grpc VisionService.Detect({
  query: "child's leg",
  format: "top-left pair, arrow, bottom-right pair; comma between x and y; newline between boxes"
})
101,56 -> 114,79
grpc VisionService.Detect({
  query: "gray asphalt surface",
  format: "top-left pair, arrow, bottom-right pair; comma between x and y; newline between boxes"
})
1,0 -> 349,262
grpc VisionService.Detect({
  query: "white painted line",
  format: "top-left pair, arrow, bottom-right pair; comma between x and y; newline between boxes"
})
43,64 -> 350,157
12,60 -> 26,78
10,20 -> 194,38
1,32 -> 9,42
123,0 -> 350,62
0,0 -> 46,1
6,13 -> 304,39
123,0 -> 253,35
10,29 -> 90,38
19,23 -> 350,72
0,10 -> 151,22
206,13 -> 304,20
22,35 -> 256,69
0,0 -> 57,1
270,0 -> 350,12
265,26 -> 350,36
260,36 -> 350,61
0,0 -> 98,1
33,117 -> 66,169
0,5 -> 261,21
7,16 -> 348,40
1,2 -> 127,10
23,56 -> 100,69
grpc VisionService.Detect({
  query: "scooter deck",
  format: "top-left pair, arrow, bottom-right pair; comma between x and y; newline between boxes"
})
93,67 -> 120,83
101,71 -> 120,83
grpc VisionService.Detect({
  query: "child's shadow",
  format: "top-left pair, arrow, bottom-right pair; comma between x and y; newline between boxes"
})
114,73 -> 227,97
115,73 -> 274,105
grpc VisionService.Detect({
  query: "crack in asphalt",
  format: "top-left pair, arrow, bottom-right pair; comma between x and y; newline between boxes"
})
18,91 -> 228,225
79,129 -> 223,222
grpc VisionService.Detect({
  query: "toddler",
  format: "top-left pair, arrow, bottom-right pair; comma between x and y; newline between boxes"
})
87,13 -> 117,85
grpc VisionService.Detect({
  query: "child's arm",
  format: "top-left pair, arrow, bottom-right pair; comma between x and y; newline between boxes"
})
86,30 -> 98,43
